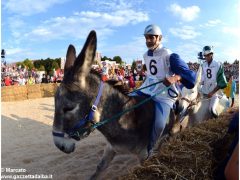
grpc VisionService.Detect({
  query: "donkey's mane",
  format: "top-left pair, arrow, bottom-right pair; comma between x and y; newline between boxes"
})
90,69 -> 129,95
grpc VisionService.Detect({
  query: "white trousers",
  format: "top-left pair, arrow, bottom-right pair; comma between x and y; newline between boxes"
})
209,94 -> 219,116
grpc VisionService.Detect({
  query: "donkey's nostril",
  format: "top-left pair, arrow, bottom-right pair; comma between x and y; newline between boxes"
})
60,145 -> 65,152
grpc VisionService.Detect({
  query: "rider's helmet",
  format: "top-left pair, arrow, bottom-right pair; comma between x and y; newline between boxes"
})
144,24 -> 162,36
202,46 -> 214,56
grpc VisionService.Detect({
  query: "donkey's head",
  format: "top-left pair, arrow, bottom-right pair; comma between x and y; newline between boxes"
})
52,31 -> 99,154
177,66 -> 202,119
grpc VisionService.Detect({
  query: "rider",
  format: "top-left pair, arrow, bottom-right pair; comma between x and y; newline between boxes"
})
140,24 -> 196,154
200,45 -> 227,117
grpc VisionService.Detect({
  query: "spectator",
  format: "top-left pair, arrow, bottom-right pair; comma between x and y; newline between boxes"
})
41,74 -> 48,83
224,75 -> 237,107
4,75 -> 12,86
27,75 -> 35,85
17,74 -> 26,86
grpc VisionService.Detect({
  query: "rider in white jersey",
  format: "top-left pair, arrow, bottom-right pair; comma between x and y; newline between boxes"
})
138,24 -> 196,154
200,46 -> 227,117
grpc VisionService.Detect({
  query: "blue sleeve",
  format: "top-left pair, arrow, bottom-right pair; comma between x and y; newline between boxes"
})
169,53 -> 196,89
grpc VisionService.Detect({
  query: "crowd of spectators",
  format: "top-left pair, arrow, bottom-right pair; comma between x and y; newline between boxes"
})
1,60 -> 238,88
1,64 -> 64,87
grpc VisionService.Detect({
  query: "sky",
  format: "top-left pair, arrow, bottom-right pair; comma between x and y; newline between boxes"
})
1,0 -> 240,64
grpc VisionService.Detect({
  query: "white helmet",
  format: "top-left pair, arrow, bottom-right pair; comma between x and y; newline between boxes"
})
202,46 -> 214,55
144,24 -> 162,36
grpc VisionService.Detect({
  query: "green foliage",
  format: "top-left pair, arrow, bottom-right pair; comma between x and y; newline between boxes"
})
16,62 -> 24,68
38,65 -> 45,71
101,56 -> 112,61
18,57 -> 61,74
52,61 -> 60,70
113,56 -> 123,65
23,58 -> 34,70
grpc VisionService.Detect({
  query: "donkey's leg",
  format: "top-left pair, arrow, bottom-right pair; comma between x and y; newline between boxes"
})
90,143 -> 116,180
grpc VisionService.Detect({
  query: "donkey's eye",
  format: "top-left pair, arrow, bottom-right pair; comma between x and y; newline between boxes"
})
63,107 -> 75,113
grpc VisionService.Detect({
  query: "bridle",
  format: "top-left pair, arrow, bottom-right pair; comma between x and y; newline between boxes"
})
52,80 -> 105,140
178,92 -> 200,122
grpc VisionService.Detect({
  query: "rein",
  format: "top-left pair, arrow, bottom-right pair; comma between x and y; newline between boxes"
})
53,79 -> 170,140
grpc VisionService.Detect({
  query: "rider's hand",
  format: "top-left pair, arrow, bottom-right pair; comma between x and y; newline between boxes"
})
207,92 -> 214,98
163,75 -> 181,87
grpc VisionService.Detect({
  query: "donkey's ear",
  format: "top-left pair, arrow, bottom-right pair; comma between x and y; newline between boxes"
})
65,44 -> 76,71
195,65 -> 202,86
73,30 -> 97,77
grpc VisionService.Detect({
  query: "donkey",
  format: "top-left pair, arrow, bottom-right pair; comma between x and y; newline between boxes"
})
52,30 -> 176,179
173,65 -> 229,132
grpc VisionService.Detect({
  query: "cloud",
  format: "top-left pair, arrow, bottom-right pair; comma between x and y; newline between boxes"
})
168,3 -> 200,22
204,19 -> 222,27
102,36 -> 146,63
222,26 -> 240,38
174,43 -> 202,62
3,0 -> 69,16
169,26 -> 201,40
24,8 -> 148,41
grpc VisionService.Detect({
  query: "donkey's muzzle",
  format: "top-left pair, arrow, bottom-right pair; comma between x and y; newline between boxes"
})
53,132 -> 76,154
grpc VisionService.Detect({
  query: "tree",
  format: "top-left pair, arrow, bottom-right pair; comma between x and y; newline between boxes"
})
23,58 -> 34,70
16,62 -> 24,68
52,61 -> 60,70
101,56 -> 112,61
113,56 -> 123,64
38,65 -> 45,71
33,60 -> 42,69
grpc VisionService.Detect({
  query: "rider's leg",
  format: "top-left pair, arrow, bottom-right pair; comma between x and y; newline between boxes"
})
209,94 -> 219,118
147,102 -> 171,154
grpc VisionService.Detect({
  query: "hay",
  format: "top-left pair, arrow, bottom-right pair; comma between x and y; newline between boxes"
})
27,84 -> 42,99
121,109 -> 237,180
40,83 -> 59,97
1,83 -> 60,102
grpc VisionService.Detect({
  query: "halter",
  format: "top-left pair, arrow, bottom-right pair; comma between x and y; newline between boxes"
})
52,81 -> 104,140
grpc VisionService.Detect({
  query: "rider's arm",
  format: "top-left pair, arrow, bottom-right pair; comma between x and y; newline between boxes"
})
208,64 -> 227,97
169,53 -> 196,89
208,86 -> 220,97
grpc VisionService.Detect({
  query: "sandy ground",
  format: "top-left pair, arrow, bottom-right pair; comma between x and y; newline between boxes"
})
1,97 -> 138,180
1,95 -> 239,180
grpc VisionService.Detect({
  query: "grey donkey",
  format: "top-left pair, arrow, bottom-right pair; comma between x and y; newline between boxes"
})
52,30 -> 176,179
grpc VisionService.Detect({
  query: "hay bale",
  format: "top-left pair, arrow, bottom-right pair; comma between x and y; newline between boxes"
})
40,83 -> 58,97
13,86 -> 27,101
1,86 -> 15,102
121,110 -> 237,180
27,84 -> 42,99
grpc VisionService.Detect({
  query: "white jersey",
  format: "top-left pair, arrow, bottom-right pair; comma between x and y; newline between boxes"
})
140,45 -> 179,107
201,60 -> 221,94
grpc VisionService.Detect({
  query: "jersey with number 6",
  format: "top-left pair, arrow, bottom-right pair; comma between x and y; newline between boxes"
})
144,45 -> 172,79
141,45 -> 178,107
201,60 -> 221,94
